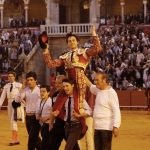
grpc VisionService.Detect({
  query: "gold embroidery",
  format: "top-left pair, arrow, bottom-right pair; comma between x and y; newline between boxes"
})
60,50 -> 88,70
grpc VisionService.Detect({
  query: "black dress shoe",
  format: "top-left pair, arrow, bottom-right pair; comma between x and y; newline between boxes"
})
15,142 -> 20,145
9,142 -> 20,146
9,142 -> 15,146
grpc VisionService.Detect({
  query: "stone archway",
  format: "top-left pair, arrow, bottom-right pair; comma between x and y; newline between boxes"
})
3,0 -> 24,27
1,0 -> 46,28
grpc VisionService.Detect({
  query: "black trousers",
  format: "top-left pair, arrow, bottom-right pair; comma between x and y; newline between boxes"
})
25,115 -> 41,150
41,123 -> 49,150
65,122 -> 82,150
94,129 -> 112,150
48,117 -> 66,150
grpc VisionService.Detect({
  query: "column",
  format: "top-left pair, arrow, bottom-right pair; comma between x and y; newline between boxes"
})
97,0 -> 102,23
45,0 -> 50,25
45,0 -> 59,25
143,0 -> 148,23
0,6 -> 3,28
51,0 -> 59,24
0,0 -> 5,28
120,0 -> 125,24
23,0 -> 30,26
24,5 -> 29,26
90,0 -> 97,23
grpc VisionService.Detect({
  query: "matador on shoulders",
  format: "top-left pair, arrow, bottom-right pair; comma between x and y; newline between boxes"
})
39,25 -> 102,115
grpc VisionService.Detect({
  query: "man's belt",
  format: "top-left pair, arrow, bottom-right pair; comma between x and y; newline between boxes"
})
65,121 -> 81,127
26,112 -> 36,116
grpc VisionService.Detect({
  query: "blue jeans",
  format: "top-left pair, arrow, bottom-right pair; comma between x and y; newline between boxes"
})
94,129 -> 112,150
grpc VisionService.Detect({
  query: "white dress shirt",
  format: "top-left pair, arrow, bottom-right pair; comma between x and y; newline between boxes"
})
36,97 -> 53,120
16,86 -> 40,113
90,84 -> 121,131
0,81 -> 22,106
64,96 -> 92,122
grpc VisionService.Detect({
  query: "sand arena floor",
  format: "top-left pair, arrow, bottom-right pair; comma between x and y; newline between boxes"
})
0,110 -> 150,150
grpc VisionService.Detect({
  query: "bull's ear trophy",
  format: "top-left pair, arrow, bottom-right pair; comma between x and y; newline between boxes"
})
38,31 -> 48,49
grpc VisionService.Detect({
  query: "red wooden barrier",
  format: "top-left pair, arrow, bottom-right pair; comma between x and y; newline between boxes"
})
116,90 -> 148,108
0,90 -> 148,109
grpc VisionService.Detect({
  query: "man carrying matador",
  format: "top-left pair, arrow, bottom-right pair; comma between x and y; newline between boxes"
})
38,26 -> 102,135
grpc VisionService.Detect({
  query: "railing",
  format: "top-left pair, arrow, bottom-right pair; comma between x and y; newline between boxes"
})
40,23 -> 96,36
14,59 -> 24,76
25,43 -> 40,63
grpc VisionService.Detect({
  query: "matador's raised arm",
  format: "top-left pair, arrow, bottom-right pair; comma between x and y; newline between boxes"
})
86,36 -> 102,57
86,25 -> 102,57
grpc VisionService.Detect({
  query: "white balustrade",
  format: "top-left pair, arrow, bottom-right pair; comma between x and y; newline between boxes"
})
40,24 -> 96,36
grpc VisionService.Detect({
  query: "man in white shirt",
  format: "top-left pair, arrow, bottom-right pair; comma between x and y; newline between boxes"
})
86,72 -> 121,150
0,71 -> 23,146
16,71 -> 41,150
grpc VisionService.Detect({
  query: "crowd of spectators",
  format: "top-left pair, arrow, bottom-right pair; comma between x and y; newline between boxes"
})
8,16 -> 45,28
2,13 -> 150,91
0,27 -> 40,85
7,13 -> 150,29
84,24 -> 150,90
100,13 -> 150,25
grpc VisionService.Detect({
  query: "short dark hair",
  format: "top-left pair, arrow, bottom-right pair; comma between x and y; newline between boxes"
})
66,32 -> 79,43
62,78 -> 75,85
8,71 -> 16,78
26,71 -> 37,80
40,85 -> 50,92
